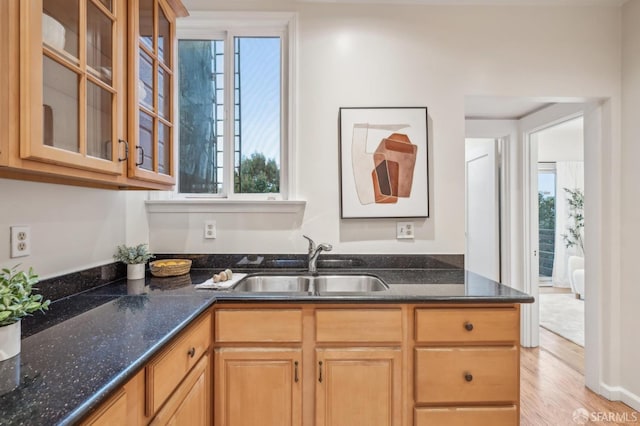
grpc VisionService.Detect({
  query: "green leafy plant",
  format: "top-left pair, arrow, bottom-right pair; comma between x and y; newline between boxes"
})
113,244 -> 154,265
561,188 -> 584,254
0,266 -> 50,326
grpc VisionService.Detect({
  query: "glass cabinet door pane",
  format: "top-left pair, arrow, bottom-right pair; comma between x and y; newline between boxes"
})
43,56 -> 79,153
158,6 -> 170,65
139,0 -> 153,49
86,1 -> 113,85
139,111 -> 154,171
158,123 -> 170,174
43,0 -> 79,60
139,50 -> 153,108
87,81 -> 113,160
158,66 -> 170,119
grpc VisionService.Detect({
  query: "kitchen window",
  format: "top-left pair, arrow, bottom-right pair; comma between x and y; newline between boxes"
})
175,13 -> 295,200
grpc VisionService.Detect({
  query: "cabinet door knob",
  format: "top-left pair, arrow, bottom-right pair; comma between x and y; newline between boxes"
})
464,322 -> 474,331
294,361 -> 299,383
464,372 -> 473,382
187,347 -> 196,358
318,361 -> 323,383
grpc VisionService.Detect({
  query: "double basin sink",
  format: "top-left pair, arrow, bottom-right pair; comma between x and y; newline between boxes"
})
231,273 -> 389,294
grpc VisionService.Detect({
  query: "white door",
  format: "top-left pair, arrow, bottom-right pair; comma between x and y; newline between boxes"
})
465,138 -> 500,282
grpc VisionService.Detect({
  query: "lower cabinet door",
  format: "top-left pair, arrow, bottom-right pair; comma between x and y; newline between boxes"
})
214,348 -> 302,426
415,406 -> 518,426
315,348 -> 402,426
82,388 -> 128,426
150,353 -> 211,426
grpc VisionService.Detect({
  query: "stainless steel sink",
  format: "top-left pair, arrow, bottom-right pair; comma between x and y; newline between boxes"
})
230,274 -> 388,293
231,275 -> 312,292
314,275 -> 388,293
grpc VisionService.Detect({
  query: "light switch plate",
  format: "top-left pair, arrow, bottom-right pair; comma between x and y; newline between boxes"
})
396,222 -> 414,239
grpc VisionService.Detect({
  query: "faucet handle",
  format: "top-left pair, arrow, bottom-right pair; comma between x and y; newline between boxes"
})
303,235 -> 315,254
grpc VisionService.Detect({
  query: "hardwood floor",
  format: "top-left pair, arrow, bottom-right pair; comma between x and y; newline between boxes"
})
521,343 -> 638,425
539,326 -> 584,375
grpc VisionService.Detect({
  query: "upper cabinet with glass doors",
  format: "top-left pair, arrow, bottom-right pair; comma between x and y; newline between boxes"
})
1,0 -> 186,189
20,0 -> 126,176
129,0 -> 187,185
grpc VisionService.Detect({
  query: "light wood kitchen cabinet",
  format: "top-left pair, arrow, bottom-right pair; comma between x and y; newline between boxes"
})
213,302 -> 523,426
80,309 -> 212,426
414,406 -> 518,426
214,349 -> 302,426
413,305 -> 521,425
81,369 -> 147,426
0,0 -> 186,189
127,0 -> 185,186
213,305 -> 405,426
146,310 -> 212,415
150,352 -> 211,426
315,348 -> 402,426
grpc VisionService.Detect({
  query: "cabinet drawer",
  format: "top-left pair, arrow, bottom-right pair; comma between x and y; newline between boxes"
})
316,309 -> 402,343
147,311 -> 212,414
415,406 -> 517,426
414,346 -> 518,404
215,309 -> 303,343
415,308 -> 518,343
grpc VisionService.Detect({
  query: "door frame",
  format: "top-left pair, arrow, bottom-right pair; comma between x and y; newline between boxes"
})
521,104 -> 584,349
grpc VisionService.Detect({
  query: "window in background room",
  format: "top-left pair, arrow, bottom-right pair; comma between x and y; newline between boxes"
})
177,20 -> 288,198
538,162 -> 556,285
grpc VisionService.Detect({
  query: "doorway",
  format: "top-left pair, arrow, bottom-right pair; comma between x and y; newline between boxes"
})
530,116 -> 586,372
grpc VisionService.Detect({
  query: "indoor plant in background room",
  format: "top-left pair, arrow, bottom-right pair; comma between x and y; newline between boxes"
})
562,188 -> 585,298
114,244 -> 154,280
0,266 -> 50,395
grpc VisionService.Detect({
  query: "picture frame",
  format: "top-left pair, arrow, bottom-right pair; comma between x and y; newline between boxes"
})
338,107 -> 429,219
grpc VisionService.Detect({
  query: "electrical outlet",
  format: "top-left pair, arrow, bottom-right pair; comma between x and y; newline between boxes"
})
10,226 -> 31,257
204,220 -> 216,239
396,222 -> 414,239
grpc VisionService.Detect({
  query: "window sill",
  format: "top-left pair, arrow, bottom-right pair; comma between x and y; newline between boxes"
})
145,199 -> 306,214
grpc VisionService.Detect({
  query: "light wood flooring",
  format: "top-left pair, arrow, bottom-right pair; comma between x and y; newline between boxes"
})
521,331 -> 637,425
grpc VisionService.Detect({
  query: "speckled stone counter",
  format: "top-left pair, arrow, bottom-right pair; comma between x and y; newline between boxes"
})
0,260 -> 532,426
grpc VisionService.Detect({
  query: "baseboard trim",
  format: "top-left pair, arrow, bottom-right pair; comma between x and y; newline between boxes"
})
601,382 -> 640,412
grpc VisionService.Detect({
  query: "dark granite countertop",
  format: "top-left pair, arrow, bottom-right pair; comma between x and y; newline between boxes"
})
0,261 -> 532,426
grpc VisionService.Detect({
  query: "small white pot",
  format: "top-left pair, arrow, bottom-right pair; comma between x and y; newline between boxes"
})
0,320 -> 21,361
127,263 -> 146,280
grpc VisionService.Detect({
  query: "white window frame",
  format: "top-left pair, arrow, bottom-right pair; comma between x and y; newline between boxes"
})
174,11 -> 297,200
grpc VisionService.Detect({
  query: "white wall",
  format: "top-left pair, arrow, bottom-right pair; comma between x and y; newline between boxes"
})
0,179 -> 127,279
620,0 -> 640,407
148,1 -> 621,256
537,117 -> 584,162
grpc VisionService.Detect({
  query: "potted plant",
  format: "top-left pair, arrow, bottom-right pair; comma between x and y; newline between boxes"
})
561,188 -> 584,255
0,266 -> 50,394
114,244 -> 154,280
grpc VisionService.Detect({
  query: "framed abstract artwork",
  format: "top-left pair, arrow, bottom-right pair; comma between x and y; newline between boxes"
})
339,107 -> 429,219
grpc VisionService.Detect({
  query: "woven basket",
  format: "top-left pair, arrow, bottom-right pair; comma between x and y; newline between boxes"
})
149,259 -> 192,277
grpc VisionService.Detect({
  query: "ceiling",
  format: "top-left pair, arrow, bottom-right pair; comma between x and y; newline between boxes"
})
464,97 -> 554,120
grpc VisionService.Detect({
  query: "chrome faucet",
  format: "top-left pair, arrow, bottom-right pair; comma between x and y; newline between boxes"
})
303,235 -> 333,274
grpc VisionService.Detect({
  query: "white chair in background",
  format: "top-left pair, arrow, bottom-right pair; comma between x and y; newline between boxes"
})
568,255 -> 585,299
573,269 -> 585,300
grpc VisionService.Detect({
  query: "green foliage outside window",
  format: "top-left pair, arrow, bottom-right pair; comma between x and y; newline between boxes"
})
538,192 -> 556,231
235,153 -> 280,194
